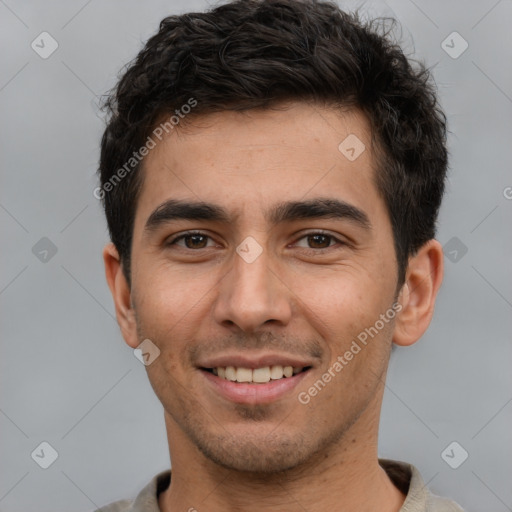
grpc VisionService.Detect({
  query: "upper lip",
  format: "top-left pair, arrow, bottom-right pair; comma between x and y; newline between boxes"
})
198,352 -> 314,370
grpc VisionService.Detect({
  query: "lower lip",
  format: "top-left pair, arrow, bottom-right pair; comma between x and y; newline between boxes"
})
201,369 -> 310,405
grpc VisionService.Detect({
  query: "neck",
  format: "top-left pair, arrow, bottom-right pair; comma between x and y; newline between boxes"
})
159,391 -> 405,512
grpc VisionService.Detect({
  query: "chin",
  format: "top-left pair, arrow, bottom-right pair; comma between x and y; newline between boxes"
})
185,419 -> 335,475
198,436 -> 312,474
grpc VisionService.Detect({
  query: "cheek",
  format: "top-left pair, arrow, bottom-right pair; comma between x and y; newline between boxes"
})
293,268 -> 393,358
131,269 -> 199,357
293,269 -> 369,328
136,259 -> 209,317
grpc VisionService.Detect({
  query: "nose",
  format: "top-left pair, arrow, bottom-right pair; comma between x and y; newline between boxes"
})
213,243 -> 293,333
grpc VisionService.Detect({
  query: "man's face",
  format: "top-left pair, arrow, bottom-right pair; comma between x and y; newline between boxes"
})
128,102 -> 400,472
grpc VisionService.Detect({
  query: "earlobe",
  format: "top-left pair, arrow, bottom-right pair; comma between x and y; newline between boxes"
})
103,243 -> 139,348
393,239 -> 444,347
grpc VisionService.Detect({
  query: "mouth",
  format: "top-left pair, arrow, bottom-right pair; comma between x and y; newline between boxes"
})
201,365 -> 312,383
199,364 -> 312,404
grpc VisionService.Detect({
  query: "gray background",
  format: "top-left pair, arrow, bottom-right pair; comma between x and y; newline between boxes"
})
1,0 -> 511,511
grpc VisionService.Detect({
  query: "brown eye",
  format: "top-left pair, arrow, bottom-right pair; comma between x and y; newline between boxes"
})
294,232 -> 343,250
306,234 -> 333,249
167,232 -> 213,249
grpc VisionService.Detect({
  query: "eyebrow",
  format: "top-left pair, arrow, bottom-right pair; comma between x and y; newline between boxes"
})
144,197 -> 372,233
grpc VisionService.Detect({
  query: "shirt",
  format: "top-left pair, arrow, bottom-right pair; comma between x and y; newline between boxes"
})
93,459 -> 465,511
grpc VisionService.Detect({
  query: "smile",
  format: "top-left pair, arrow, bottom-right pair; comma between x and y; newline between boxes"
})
200,365 -> 312,404
204,365 -> 309,383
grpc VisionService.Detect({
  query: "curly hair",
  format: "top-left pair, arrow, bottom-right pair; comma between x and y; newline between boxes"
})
98,0 -> 448,287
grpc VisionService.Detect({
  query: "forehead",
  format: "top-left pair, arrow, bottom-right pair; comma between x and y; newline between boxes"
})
134,102 -> 385,229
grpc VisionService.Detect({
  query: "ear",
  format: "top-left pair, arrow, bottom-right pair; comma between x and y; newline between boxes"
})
103,243 -> 139,348
393,239 -> 444,347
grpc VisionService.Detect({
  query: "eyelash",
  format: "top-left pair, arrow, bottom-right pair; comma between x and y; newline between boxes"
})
166,230 -> 346,252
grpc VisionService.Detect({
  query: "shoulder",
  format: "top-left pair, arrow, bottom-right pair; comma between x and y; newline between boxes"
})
379,458 -> 465,512
93,498 -> 133,512
91,469 -> 171,512
427,492 -> 465,512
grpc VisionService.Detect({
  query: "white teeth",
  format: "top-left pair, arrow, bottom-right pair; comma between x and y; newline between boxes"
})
211,365 -> 304,383
252,367 -> 271,383
236,367 -> 252,383
270,365 -> 284,380
225,366 -> 237,381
